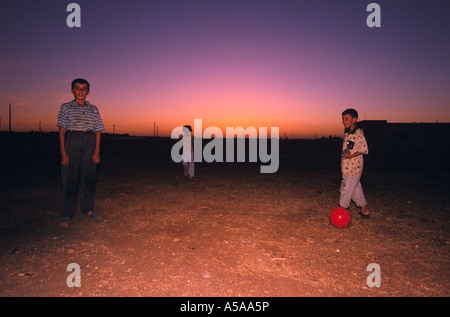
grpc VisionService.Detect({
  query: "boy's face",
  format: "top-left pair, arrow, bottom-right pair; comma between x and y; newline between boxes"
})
342,114 -> 357,130
72,83 -> 90,102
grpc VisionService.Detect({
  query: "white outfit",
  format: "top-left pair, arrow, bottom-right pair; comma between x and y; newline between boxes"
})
339,127 -> 368,208
182,135 -> 195,178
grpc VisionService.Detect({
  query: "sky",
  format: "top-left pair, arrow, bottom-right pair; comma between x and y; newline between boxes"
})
0,0 -> 449,138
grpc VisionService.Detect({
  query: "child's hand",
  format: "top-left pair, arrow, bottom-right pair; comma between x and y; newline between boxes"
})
341,149 -> 351,158
341,152 -> 352,159
342,151 -> 362,159
61,153 -> 69,166
92,152 -> 101,164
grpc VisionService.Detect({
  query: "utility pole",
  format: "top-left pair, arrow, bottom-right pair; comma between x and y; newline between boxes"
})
9,104 -> 11,132
154,121 -> 156,137
39,121 -> 42,132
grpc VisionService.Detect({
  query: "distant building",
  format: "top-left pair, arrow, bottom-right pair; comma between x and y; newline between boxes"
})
357,120 -> 450,170
358,120 -> 450,146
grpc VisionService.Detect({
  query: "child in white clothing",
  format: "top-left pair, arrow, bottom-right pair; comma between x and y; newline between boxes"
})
340,108 -> 370,218
181,125 -> 195,180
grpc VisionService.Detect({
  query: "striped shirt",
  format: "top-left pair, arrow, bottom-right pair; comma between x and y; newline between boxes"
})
57,100 -> 105,132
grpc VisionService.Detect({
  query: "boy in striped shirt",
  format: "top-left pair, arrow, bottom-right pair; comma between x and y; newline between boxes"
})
57,78 -> 105,227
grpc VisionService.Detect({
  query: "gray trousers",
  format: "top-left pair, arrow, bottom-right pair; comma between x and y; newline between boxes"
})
61,131 -> 97,217
339,173 -> 367,209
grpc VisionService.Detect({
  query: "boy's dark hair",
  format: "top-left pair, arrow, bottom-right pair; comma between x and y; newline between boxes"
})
71,78 -> 90,90
183,125 -> 192,132
342,108 -> 358,119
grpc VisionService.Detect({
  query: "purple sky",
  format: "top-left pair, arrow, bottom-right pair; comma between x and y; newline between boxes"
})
0,0 -> 449,137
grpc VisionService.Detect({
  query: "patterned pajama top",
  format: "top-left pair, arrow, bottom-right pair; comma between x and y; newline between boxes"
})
341,127 -> 369,176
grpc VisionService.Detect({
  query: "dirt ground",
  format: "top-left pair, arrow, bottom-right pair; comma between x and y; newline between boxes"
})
0,134 -> 449,297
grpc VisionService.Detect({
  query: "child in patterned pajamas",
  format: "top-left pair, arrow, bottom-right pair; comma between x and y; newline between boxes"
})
340,108 -> 371,218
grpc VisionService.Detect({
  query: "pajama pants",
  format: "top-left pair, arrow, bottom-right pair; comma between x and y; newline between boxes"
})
339,173 -> 367,209
61,131 -> 97,217
182,151 -> 195,177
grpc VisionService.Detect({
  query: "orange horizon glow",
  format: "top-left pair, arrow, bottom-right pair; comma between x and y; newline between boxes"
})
2,88 -> 449,139
3,98 -> 449,140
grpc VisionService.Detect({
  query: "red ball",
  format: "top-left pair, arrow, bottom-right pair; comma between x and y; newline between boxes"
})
329,207 -> 352,229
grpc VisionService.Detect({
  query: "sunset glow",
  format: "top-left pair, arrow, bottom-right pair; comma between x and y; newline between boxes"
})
0,0 -> 448,138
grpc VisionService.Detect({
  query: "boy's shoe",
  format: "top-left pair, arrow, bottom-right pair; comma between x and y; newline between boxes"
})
84,211 -> 102,221
59,217 -> 71,228
358,211 -> 370,219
